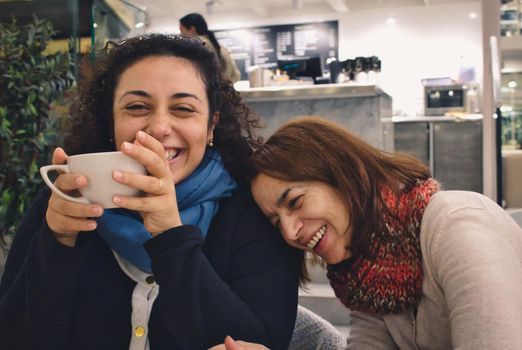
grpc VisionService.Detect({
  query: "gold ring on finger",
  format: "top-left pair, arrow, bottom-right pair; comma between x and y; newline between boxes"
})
158,178 -> 164,193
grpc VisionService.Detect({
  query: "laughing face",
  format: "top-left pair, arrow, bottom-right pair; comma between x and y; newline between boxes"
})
113,56 -> 215,184
251,173 -> 353,264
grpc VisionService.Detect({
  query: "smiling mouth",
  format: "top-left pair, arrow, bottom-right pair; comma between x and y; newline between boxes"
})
306,225 -> 326,250
165,148 -> 182,161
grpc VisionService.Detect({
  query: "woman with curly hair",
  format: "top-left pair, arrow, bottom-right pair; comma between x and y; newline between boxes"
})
0,34 -> 299,350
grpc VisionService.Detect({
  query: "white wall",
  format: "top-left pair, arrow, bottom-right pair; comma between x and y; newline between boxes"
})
340,2 -> 483,116
150,1 -> 483,117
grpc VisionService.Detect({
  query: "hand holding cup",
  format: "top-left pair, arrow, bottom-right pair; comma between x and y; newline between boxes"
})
41,148 -> 146,246
111,130 -> 183,235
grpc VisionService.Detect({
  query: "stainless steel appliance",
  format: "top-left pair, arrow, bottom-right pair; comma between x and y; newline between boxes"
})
424,84 -> 467,115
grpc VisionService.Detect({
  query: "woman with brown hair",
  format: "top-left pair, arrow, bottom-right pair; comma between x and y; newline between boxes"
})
235,116 -> 522,350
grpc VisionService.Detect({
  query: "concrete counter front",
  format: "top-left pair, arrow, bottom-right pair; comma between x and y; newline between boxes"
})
239,83 -> 393,151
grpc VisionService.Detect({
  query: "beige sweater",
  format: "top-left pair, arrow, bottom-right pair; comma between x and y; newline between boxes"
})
347,191 -> 522,350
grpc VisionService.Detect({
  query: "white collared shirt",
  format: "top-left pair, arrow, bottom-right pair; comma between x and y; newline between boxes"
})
113,252 -> 159,350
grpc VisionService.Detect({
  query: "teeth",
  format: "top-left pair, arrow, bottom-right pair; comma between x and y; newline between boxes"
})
307,225 -> 326,250
165,149 -> 180,161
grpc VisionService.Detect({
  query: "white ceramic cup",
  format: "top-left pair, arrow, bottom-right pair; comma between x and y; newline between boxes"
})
40,151 -> 147,208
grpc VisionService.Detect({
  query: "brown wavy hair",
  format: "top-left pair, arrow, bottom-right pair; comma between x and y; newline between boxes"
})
64,34 -> 262,182
248,116 -> 431,281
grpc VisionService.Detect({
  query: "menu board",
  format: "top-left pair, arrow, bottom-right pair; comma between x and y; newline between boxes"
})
215,21 -> 338,80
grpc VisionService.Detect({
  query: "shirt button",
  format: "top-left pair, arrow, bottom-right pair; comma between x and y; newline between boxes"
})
145,275 -> 155,284
134,326 -> 145,337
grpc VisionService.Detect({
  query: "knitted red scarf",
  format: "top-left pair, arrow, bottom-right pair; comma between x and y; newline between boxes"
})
326,179 -> 439,314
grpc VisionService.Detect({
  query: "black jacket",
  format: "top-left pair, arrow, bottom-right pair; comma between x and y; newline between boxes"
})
0,186 -> 300,349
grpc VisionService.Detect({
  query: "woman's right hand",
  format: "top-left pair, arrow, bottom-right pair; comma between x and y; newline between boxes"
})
45,147 -> 104,247
208,336 -> 270,350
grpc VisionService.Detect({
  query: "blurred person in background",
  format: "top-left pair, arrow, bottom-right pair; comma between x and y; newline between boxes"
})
180,13 -> 241,83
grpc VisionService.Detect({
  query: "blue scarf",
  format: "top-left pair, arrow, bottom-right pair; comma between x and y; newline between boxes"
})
96,150 -> 237,272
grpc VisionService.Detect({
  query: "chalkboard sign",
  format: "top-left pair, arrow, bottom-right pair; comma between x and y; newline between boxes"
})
215,21 -> 338,80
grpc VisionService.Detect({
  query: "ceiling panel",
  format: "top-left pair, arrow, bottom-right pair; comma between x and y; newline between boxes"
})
143,0 -> 477,18
0,0 -> 479,38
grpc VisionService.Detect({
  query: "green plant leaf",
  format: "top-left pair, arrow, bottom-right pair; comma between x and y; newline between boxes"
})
29,104 -> 37,116
0,15 -> 76,239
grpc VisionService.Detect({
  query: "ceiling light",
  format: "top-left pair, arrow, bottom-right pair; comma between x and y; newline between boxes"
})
469,12 -> 477,19
135,22 -> 144,29
206,0 -> 223,15
508,81 -> 517,88
206,1 -> 215,15
386,17 -> 396,26
327,0 -> 349,13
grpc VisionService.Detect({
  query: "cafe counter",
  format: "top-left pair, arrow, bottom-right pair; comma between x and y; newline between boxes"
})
238,83 -> 393,151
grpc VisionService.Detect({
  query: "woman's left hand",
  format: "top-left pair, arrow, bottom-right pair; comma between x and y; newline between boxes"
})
114,130 -> 182,235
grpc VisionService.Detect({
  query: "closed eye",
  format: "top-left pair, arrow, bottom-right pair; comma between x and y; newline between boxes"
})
288,195 -> 303,209
173,106 -> 195,112
126,104 -> 148,110
124,104 -> 150,116
171,105 -> 197,117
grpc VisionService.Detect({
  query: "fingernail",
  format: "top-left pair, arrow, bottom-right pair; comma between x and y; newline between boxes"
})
113,170 -> 123,181
91,206 -> 102,216
88,222 -> 97,230
137,131 -> 146,140
113,196 -> 122,205
122,142 -> 133,152
75,176 -> 85,186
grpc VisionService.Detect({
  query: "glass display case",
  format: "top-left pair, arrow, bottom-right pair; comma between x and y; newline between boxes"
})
501,71 -> 522,149
92,0 -> 149,50
501,0 -> 522,37
500,0 -> 522,149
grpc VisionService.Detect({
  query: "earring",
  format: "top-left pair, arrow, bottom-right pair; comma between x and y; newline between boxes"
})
208,138 -> 214,147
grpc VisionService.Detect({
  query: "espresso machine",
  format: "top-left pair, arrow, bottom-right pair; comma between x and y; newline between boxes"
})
329,56 -> 381,84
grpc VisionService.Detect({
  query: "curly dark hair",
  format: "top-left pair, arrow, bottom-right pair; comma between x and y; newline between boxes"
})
65,34 -> 262,181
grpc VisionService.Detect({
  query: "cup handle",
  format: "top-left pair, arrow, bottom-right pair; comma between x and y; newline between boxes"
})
39,164 -> 90,205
